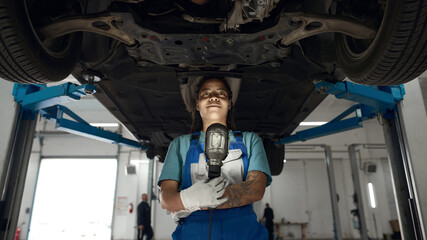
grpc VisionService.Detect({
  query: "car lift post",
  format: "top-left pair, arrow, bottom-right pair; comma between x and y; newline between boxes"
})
277,81 -> 423,240
0,105 -> 37,240
322,144 -> 341,240
0,83 -> 146,240
382,105 -> 423,240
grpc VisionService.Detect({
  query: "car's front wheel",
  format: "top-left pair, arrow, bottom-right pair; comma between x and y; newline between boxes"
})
0,0 -> 82,84
336,0 -> 427,85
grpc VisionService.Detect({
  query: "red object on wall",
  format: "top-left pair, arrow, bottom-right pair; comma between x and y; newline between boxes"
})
14,227 -> 20,240
129,203 -> 134,213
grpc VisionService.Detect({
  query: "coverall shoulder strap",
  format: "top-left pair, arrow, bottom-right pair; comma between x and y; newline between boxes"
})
233,131 -> 243,142
191,131 -> 200,141
182,132 -> 203,190
231,131 -> 248,180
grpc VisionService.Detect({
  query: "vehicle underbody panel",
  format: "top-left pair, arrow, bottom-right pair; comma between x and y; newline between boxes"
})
77,43 -> 331,147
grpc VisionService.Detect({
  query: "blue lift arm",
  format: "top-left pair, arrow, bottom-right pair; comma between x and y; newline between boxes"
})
13,82 -> 96,111
13,83 -> 146,150
276,81 -> 405,144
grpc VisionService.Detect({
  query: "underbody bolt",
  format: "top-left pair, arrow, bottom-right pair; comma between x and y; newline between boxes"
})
80,71 -> 101,95
84,75 -> 95,95
84,88 -> 94,95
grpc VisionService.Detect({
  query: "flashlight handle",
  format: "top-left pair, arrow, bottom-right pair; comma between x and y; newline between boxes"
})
208,165 -> 221,179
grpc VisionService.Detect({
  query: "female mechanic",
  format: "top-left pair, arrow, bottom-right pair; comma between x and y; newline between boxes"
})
158,76 -> 272,239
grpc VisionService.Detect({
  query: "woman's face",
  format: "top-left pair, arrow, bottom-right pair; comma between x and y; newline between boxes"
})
196,78 -> 231,124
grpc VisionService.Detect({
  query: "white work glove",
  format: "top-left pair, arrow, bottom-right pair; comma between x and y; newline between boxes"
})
165,210 -> 193,223
180,176 -> 228,210
171,209 -> 194,223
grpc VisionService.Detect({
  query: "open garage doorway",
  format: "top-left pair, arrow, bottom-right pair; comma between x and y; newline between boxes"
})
28,158 -> 117,240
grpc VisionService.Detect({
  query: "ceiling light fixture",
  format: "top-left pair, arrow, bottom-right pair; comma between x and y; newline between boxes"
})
299,121 -> 327,126
90,123 -> 119,127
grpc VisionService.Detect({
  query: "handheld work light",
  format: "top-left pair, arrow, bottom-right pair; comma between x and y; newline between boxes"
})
205,123 -> 229,179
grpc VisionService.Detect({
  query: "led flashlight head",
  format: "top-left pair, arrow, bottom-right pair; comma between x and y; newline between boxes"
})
205,123 -> 229,179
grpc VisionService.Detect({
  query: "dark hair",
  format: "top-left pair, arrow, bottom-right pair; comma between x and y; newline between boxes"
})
190,76 -> 236,133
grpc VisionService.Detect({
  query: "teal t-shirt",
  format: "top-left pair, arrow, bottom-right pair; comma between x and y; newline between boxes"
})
157,131 -> 272,188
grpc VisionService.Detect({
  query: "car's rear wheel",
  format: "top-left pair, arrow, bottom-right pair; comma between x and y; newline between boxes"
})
336,0 -> 427,85
263,139 -> 284,176
146,144 -> 168,163
0,0 -> 82,84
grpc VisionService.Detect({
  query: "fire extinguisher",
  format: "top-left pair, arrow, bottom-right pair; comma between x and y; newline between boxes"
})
14,227 -> 20,240
129,203 -> 134,213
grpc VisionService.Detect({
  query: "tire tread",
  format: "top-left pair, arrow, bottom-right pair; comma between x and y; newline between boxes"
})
0,1 -> 80,84
338,0 -> 427,85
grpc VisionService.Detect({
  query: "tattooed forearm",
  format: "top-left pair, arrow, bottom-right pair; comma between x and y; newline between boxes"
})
217,171 -> 267,209
222,178 -> 256,207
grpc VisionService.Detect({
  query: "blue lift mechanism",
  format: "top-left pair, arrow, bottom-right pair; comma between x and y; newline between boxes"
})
276,81 -> 405,144
12,82 -> 146,150
12,81 -> 405,150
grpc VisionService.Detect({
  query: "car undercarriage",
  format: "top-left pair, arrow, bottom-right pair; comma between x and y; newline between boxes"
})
0,0 -> 426,164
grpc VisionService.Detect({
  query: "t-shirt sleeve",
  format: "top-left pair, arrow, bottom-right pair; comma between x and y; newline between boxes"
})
244,132 -> 273,186
157,137 -> 183,187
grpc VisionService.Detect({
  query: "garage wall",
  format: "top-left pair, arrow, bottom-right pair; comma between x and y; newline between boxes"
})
2,81 -> 423,239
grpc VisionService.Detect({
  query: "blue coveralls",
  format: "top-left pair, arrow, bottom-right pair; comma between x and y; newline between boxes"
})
172,131 -> 268,240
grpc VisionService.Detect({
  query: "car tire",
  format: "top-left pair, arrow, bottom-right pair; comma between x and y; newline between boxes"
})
263,139 -> 284,176
0,0 -> 82,84
146,144 -> 168,163
336,0 -> 427,85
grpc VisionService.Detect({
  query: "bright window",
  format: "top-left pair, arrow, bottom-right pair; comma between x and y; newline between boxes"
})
29,158 -> 117,240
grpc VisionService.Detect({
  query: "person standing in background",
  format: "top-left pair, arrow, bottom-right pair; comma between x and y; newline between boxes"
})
263,203 -> 275,240
137,193 -> 153,240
